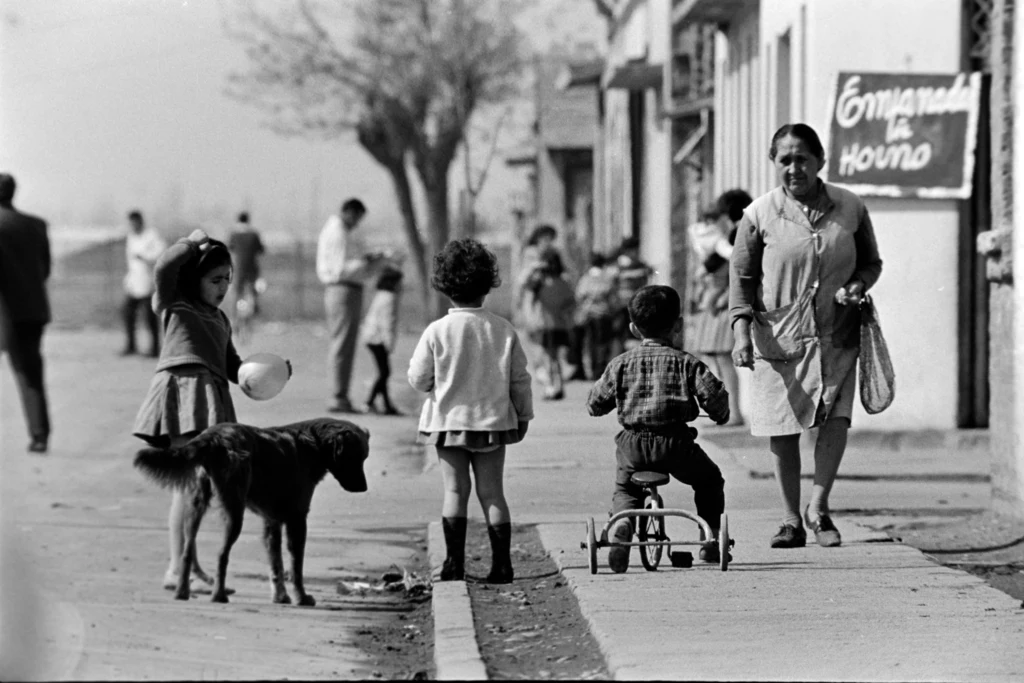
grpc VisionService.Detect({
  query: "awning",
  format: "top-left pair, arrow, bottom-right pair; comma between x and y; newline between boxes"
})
602,59 -> 663,90
556,59 -> 605,90
672,0 -> 758,26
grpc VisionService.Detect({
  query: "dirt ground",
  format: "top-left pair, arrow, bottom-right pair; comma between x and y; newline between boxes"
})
344,534 -> 435,680
464,523 -> 610,681
856,509 -> 1024,603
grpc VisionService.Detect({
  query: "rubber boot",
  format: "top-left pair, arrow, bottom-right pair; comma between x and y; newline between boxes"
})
440,517 -> 467,581
485,523 -> 514,584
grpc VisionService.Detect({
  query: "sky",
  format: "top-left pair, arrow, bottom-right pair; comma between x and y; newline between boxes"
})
0,0 -> 605,243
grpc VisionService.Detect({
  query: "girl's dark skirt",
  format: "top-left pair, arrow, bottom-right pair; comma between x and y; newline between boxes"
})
133,364 -> 236,446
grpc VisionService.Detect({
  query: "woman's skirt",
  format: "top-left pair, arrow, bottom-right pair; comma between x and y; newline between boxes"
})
418,429 -> 523,453
133,364 -> 236,445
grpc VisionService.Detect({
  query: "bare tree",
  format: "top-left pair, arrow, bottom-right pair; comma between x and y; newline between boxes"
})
223,0 -> 525,317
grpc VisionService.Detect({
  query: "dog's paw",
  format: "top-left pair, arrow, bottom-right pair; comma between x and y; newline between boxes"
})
297,594 -> 316,607
211,592 -> 230,604
273,592 -> 292,605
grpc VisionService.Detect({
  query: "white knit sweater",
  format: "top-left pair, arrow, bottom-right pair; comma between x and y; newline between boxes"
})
408,307 -> 534,433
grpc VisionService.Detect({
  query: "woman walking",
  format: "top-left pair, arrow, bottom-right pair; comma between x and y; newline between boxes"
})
730,123 -> 883,549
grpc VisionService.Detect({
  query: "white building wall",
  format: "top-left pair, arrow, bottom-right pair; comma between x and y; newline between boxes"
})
642,0 -> 673,284
716,0 -> 965,430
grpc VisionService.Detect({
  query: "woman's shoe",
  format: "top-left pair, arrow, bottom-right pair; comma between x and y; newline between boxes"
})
769,524 -> 807,548
804,507 -> 842,547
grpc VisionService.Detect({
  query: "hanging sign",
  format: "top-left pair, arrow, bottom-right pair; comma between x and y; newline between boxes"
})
823,71 -> 982,198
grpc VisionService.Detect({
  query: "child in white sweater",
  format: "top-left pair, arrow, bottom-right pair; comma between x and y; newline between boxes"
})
408,238 -> 533,583
360,264 -> 403,414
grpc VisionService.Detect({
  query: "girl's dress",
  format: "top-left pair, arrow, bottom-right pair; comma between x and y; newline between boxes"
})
687,218 -> 734,355
408,307 -> 533,452
133,239 -> 241,445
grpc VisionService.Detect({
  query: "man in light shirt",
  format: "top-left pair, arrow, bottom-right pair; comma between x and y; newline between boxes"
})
317,197 -> 377,413
122,210 -> 165,357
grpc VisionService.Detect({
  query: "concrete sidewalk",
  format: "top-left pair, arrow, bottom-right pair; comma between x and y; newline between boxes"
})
426,373 -> 1017,680
539,515 -> 1023,681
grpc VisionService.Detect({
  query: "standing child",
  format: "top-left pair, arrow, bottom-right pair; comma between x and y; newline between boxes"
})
520,247 -> 575,400
574,252 -> 619,380
360,262 -> 403,415
586,285 -> 731,573
132,228 -> 242,594
408,238 -> 533,583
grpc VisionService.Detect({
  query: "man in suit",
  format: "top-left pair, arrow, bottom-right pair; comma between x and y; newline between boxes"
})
0,173 -> 52,453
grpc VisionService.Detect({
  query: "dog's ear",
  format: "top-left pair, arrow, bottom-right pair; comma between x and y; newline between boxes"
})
330,427 -> 369,493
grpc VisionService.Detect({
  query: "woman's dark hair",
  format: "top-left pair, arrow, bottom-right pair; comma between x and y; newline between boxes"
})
341,198 -> 366,216
526,224 -> 557,246
540,247 -> 564,277
769,123 -> 825,162
716,189 -> 753,224
431,238 -> 501,304
619,236 -> 640,254
376,266 -> 404,292
180,239 -> 233,301
628,285 -> 681,338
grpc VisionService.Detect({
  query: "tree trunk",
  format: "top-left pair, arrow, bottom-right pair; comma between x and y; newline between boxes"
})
385,163 -> 431,324
423,172 -> 451,320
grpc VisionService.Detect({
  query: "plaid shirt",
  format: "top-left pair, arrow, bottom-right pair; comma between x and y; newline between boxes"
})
586,339 -> 730,430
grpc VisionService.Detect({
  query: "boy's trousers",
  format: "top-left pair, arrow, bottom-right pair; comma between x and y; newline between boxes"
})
612,428 -> 724,526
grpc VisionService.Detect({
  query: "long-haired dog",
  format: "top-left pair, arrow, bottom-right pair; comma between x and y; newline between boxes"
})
135,418 -> 369,605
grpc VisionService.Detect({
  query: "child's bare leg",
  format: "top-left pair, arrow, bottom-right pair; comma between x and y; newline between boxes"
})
471,447 -> 509,526
437,447 -> 472,580
163,435 -> 213,588
472,447 -> 513,582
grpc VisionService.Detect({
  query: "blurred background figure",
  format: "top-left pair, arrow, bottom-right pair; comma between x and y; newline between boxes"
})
0,173 -> 52,453
611,236 -> 653,354
360,257 -> 404,415
519,247 -> 576,400
121,210 -> 165,358
687,200 -> 745,426
318,197 -> 377,414
573,251 -> 619,381
227,211 -> 265,344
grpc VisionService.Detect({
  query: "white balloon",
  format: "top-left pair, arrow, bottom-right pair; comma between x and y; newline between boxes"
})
238,353 -> 289,401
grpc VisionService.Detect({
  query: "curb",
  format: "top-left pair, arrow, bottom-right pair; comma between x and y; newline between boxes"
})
427,521 -> 488,681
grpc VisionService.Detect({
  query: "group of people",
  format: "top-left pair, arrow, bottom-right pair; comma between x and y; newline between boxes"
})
423,122 -> 883,579
119,210 -> 266,358
0,120 -> 884,585
515,225 -> 654,401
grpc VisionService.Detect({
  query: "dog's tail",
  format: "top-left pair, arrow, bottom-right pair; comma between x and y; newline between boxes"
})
134,443 -> 202,490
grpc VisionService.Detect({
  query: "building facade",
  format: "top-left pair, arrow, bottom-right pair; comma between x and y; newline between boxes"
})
592,0 -> 1024,516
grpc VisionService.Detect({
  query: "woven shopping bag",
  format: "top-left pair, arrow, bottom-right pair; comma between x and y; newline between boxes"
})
859,295 -> 895,414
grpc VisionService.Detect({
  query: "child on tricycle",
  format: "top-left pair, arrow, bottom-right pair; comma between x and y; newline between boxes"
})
586,285 -> 731,573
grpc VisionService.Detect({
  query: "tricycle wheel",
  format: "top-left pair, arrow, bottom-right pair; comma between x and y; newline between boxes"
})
586,518 -> 598,575
719,513 -> 730,572
638,493 -> 665,571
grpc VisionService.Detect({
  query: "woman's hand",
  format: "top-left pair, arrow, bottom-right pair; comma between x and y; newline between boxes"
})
731,319 -> 754,369
835,279 -> 865,306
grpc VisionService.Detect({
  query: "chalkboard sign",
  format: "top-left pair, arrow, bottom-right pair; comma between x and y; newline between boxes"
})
823,72 -> 982,199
